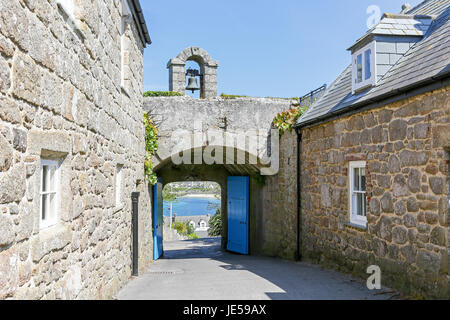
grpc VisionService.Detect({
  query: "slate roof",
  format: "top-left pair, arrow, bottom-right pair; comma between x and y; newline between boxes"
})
297,0 -> 450,127
407,0 -> 450,15
128,0 -> 151,46
349,14 -> 434,51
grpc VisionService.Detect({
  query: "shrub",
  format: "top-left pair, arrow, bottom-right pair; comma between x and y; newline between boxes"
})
272,105 -> 309,136
220,93 -> 249,99
208,210 -> 222,237
187,233 -> 200,240
173,221 -> 187,235
172,221 -> 200,239
143,91 -> 184,97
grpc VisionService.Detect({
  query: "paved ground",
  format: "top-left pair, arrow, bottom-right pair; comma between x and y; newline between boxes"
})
117,238 -> 397,300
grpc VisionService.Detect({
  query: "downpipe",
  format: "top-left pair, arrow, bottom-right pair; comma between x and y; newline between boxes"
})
131,192 -> 140,276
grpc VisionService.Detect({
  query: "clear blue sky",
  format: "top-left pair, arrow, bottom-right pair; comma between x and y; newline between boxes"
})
141,0 -> 422,98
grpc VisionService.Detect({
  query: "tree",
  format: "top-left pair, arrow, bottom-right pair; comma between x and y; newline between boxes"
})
208,209 -> 222,237
163,185 -> 182,228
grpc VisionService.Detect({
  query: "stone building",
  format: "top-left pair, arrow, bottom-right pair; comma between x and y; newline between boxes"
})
293,0 -> 449,298
0,0 -> 152,299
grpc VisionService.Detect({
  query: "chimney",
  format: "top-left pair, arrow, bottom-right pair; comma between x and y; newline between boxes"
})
401,3 -> 411,14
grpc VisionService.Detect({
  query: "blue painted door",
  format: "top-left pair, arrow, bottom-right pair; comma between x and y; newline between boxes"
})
153,178 -> 163,260
227,176 -> 249,255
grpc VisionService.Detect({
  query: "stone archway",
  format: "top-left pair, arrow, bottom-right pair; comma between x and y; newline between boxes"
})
167,47 -> 219,98
155,145 -> 267,252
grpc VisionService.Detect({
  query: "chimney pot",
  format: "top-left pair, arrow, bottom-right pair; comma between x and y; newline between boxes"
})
401,3 -> 412,13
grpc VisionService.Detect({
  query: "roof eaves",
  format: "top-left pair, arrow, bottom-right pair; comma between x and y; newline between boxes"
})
296,70 -> 450,130
128,0 -> 152,47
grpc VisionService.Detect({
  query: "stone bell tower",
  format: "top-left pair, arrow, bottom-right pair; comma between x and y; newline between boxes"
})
167,47 -> 219,99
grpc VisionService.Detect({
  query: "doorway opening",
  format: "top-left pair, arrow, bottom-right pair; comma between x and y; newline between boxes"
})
163,181 -> 222,242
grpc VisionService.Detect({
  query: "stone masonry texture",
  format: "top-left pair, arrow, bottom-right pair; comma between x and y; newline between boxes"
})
299,86 -> 449,299
0,0 -> 153,299
261,130 -> 298,260
144,95 -> 293,254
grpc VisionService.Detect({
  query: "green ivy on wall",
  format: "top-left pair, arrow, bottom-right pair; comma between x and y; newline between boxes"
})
144,113 -> 158,185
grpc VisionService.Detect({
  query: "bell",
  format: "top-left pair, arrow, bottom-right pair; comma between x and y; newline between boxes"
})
186,76 -> 200,93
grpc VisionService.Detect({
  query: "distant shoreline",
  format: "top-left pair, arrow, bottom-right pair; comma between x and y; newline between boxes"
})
180,194 -> 220,199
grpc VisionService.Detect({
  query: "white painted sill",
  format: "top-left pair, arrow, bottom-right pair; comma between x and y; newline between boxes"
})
56,2 -> 86,40
121,85 -> 131,97
344,221 -> 367,231
114,204 -> 124,213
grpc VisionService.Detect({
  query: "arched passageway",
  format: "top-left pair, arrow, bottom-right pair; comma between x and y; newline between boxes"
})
153,146 -> 267,255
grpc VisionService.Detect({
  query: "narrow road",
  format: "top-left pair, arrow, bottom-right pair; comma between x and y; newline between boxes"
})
118,238 -> 396,300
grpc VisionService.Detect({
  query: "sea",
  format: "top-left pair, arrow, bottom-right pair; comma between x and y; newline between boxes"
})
163,197 -> 221,217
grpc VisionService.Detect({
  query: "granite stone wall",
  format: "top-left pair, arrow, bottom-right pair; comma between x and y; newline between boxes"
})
0,0 -> 152,299
299,85 -> 449,299
260,130 -> 298,260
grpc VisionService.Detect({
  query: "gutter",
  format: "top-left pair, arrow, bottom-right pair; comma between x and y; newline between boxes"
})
296,72 -> 450,130
128,0 -> 152,46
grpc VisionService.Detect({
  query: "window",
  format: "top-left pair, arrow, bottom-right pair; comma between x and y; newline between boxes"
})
356,54 -> 363,83
121,0 -> 132,89
364,49 -> 372,80
349,161 -> 367,227
352,41 -> 376,93
116,165 -> 123,207
40,159 -> 60,230
57,0 -> 75,21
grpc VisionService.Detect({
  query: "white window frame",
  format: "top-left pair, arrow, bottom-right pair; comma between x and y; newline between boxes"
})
115,165 -> 123,207
57,0 -> 76,22
349,161 -> 367,227
40,159 -> 61,230
352,41 -> 376,93
56,0 -> 85,38
121,0 -> 132,89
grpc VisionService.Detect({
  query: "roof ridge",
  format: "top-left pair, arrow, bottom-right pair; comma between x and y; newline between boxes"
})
382,13 -> 435,19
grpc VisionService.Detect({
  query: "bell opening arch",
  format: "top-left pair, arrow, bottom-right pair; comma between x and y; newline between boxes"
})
167,47 -> 219,99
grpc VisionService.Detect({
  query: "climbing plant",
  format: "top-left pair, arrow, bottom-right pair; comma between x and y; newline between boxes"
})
144,112 -> 158,185
272,104 -> 309,136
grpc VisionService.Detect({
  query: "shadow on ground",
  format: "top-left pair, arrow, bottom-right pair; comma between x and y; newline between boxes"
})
118,238 -> 398,300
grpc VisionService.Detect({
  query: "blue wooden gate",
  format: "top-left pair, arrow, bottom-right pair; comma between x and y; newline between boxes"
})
227,176 -> 249,255
153,178 -> 163,260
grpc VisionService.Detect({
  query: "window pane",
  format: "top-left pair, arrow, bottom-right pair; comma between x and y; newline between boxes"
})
362,194 -> 367,217
42,165 -> 48,192
49,165 -> 55,192
356,54 -> 363,83
42,194 -> 48,220
354,168 -> 360,191
357,193 -> 363,216
365,49 -> 371,80
361,168 -> 366,191
49,194 -> 56,222
352,193 -> 358,215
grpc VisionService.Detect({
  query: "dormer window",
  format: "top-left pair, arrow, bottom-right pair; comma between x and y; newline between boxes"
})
352,41 -> 376,93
